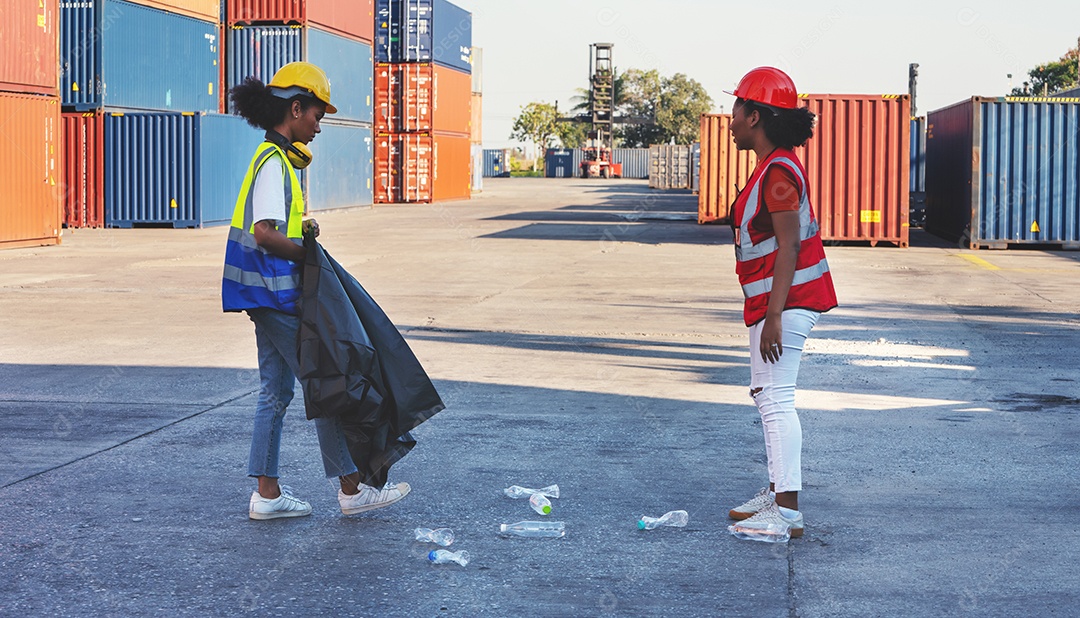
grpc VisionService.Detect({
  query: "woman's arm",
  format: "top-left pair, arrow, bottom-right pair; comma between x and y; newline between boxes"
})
253,221 -> 305,262
759,210 -> 801,363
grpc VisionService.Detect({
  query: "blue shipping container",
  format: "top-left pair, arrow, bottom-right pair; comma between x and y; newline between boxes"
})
925,97 -> 1080,248
375,0 -> 472,74
105,112 -> 261,227
483,148 -> 510,177
305,121 -> 374,212
471,144 -> 483,192
545,149 -> 575,178
61,0 -> 219,112
227,25 -> 374,124
911,117 -> 926,193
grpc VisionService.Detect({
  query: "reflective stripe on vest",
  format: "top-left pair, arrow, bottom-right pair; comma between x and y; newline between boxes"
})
734,157 -> 818,262
741,259 -> 831,299
221,143 -> 305,314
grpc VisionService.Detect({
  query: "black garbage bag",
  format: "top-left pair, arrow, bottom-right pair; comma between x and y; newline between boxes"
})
297,234 -> 444,487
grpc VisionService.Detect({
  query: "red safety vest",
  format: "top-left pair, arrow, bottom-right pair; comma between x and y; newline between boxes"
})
732,148 -> 837,326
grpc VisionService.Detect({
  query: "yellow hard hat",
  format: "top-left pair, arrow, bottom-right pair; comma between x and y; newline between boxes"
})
268,62 -> 337,114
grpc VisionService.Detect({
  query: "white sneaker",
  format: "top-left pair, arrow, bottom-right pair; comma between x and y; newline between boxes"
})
729,503 -> 804,541
248,490 -> 313,520
728,488 -> 775,521
339,482 -> 411,515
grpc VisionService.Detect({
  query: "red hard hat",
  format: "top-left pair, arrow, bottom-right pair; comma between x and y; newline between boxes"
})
726,67 -> 798,110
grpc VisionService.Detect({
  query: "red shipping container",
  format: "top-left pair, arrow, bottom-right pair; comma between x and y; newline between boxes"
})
374,63 -> 471,135
127,0 -> 220,21
0,93 -> 61,249
61,112 -> 105,229
374,132 -> 471,203
698,95 -> 910,247
0,0 -> 59,96
228,0 -> 374,43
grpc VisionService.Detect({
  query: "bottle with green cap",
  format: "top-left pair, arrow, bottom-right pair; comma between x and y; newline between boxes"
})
529,492 -> 552,515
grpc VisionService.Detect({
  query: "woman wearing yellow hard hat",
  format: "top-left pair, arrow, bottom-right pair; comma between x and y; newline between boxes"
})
223,62 -> 411,520
722,67 -> 837,542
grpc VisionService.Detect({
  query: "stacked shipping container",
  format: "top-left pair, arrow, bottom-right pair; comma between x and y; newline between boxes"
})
374,0 -> 472,203
470,46 -> 482,192
0,1 -> 63,249
697,94 -> 911,247
226,0 -> 375,212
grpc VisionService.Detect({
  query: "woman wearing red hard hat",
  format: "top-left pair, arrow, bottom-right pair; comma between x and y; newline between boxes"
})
723,67 -> 838,542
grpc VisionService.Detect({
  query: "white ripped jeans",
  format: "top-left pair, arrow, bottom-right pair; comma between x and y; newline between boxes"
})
748,308 -> 819,493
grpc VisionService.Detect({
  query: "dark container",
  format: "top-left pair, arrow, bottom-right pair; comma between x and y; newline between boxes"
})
925,96 -> 1080,249
375,0 -> 472,74
483,148 -> 510,177
544,149 -> 574,178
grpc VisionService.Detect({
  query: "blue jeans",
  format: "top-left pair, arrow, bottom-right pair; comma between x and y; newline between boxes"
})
246,308 -> 358,480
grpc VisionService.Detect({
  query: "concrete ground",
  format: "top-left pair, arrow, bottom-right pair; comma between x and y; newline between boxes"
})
1,178 -> 1078,617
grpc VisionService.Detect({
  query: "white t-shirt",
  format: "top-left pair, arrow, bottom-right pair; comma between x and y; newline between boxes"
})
250,154 -> 287,227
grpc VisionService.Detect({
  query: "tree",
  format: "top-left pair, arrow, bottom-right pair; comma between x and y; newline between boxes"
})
510,102 -> 559,170
1011,45 -> 1078,96
616,69 -> 712,147
554,121 -> 588,148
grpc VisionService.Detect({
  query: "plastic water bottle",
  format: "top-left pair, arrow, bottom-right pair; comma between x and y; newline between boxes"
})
499,521 -> 566,538
529,492 -> 552,515
428,549 -> 470,566
638,510 -> 689,530
503,484 -> 560,499
414,527 -> 455,546
727,523 -> 791,544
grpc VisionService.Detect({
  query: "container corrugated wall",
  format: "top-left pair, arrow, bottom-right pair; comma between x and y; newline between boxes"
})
0,93 -> 61,249
483,149 -> 509,177
61,0 -> 219,112
305,121 -> 374,211
228,0 -> 375,43
0,0 -> 59,96
911,116 -> 926,192
62,112 -> 105,229
545,149 -> 574,178
612,148 -> 648,179
375,0 -> 472,73
128,0 -> 220,21
373,63 -> 469,134
797,94 -> 910,247
227,25 -> 373,124
699,114 -> 756,224
433,133 -> 470,201
470,143 -> 482,192
649,145 -> 692,189
104,112 -> 260,227
926,97 -> 1080,249
691,142 -> 701,193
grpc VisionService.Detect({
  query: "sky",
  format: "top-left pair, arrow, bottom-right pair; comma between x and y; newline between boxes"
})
455,0 -> 1080,151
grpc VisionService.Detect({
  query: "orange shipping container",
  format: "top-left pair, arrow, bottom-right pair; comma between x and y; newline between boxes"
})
127,0 -> 220,21
698,114 -> 755,224
228,0 -> 374,43
0,0 -> 59,96
0,93 -> 61,249
470,92 -> 482,144
699,94 -> 910,247
374,132 -> 471,203
374,63 -> 471,136
61,112 -> 105,229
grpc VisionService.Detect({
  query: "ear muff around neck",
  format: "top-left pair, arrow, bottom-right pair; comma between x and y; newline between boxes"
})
264,130 -> 313,169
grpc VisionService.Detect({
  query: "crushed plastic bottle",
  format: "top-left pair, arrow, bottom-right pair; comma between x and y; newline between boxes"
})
414,527 -> 455,546
637,510 -> 689,530
428,549 -> 470,566
528,492 -> 552,515
727,523 -> 791,544
499,521 -> 566,538
503,484 -> 560,499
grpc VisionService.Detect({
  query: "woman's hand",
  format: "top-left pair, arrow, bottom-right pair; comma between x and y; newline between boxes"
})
759,316 -> 783,363
302,218 -> 320,237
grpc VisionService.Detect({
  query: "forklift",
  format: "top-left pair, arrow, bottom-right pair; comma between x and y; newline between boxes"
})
579,44 -> 621,179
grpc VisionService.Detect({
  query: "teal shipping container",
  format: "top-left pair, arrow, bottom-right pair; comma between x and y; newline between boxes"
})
226,25 -> 373,124
925,97 -> 1080,249
61,0 -> 220,111
305,121 -> 373,211
104,112 -> 262,227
